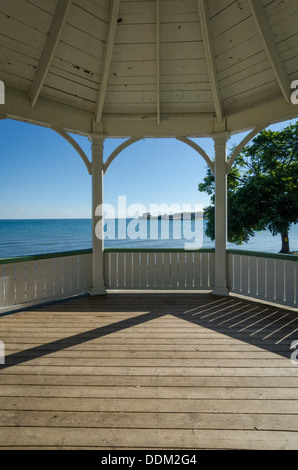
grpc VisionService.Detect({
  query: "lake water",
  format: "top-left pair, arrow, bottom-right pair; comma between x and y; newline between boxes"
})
0,218 -> 297,258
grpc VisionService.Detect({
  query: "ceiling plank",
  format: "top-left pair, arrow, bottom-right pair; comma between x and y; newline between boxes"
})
196,0 -> 223,122
29,0 -> 72,108
248,0 -> 291,103
94,0 -> 120,124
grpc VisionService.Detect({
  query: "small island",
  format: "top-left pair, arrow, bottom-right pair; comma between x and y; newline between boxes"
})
138,211 -> 205,220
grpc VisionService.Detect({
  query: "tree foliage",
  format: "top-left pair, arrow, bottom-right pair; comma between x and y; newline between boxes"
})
198,122 -> 298,253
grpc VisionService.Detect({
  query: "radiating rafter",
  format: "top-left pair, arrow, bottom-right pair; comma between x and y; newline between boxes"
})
196,0 -> 223,122
94,0 -> 120,124
29,0 -> 72,108
248,0 -> 291,103
156,0 -> 160,126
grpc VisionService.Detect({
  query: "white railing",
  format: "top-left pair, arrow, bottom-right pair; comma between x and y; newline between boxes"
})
1,248 -> 297,314
227,250 -> 297,308
104,249 -> 215,290
0,250 -> 92,314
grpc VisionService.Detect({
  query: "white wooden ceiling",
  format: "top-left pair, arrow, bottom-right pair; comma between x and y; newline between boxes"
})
0,0 -> 297,136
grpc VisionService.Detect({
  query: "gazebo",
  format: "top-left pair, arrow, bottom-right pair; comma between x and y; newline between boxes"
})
0,0 -> 298,451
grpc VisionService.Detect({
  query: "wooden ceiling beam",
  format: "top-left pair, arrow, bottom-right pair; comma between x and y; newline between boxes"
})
29,0 -> 72,108
248,0 -> 291,103
94,0 -> 120,124
156,0 -> 160,126
197,0 -> 223,122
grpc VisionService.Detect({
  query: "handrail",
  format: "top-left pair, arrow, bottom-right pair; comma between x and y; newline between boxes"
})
1,248 -> 297,265
227,249 -> 298,261
0,249 -> 92,265
104,248 -> 215,253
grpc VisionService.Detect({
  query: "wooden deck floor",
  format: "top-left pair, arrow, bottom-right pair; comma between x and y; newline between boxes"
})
0,293 -> 298,450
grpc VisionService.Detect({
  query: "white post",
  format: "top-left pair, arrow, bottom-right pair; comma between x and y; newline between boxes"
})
213,132 -> 229,296
90,133 -> 106,295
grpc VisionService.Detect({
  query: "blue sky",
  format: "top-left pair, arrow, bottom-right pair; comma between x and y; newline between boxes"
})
0,117 -> 296,219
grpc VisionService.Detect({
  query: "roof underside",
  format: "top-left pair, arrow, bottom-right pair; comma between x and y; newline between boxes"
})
0,0 -> 297,137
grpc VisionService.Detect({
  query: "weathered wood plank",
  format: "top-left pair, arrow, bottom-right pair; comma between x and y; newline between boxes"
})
1,373 -> 298,388
1,384 -> 298,400
1,395 -> 298,414
0,426 -> 297,449
1,293 -> 298,450
1,410 -> 298,432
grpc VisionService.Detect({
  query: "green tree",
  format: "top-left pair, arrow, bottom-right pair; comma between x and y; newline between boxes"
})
198,122 -> 298,253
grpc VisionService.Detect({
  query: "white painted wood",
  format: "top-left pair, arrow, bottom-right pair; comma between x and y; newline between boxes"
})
51,127 -> 92,174
295,262 -> 298,307
117,252 -> 125,288
125,252 -> 133,289
132,252 -> 140,288
0,0 -> 53,33
67,2 -> 107,40
36,260 -> 45,300
227,126 -> 265,173
176,136 -> 214,173
148,252 -> 155,289
103,250 -> 216,291
54,257 -> 63,296
104,137 -> 142,174
0,253 -> 94,314
29,0 -> 72,107
104,252 -> 110,287
90,134 -> 106,295
193,252 -> 201,289
241,256 -> 249,296
232,255 -> 241,293
285,260 -> 295,305
248,0 -> 291,103
4,264 -> 15,307
70,256 -> 79,293
85,253 -> 92,291
275,259 -> 285,303
62,256 -> 71,295
1,0 -> 298,142
155,252 -> 163,288
95,0 -> 120,123
0,265 -> 5,309
181,252 -> 189,288
228,253 -> 297,308
140,252 -> 148,288
258,257 -> 266,299
197,0 -> 223,121
110,252 -> 118,289
185,252 -> 193,288
249,256 -> 257,296
201,252 -> 209,288
171,253 -> 178,289
163,253 -> 171,289
209,252 -> 215,288
266,258 -> 275,301
213,133 -> 229,296
156,0 -> 160,126
45,259 -> 54,298
15,262 -> 26,305
26,261 -> 36,301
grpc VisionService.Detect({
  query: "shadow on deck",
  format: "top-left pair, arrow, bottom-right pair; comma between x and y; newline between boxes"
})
0,293 -> 298,450
1,293 -> 297,368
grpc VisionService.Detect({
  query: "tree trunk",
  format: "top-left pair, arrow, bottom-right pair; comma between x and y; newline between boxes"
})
280,230 -> 290,253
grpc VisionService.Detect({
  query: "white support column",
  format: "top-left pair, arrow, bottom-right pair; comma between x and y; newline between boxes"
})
213,132 -> 229,296
90,133 -> 106,295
